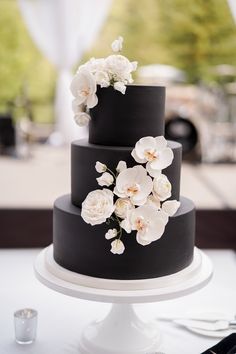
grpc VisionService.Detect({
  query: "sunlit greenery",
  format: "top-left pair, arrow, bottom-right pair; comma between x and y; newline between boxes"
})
88,0 -> 236,82
0,0 -> 56,122
157,0 -> 236,82
0,0 -> 236,122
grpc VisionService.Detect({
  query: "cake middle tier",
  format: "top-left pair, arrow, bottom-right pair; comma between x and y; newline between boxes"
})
71,139 -> 182,207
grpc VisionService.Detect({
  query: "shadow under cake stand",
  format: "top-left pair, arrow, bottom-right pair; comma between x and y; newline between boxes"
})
34,245 -> 213,354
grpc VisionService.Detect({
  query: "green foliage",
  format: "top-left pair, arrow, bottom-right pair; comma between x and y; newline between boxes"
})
157,0 -> 236,82
87,0 -> 236,83
0,0 -> 56,121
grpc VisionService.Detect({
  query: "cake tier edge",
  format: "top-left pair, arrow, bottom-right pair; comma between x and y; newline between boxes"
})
53,195 -> 195,280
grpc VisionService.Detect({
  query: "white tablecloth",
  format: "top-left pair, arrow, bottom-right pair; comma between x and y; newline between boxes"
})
0,249 -> 235,354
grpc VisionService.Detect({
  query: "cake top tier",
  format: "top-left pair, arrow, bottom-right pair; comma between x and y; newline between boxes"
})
89,85 -> 165,146
70,37 -> 166,146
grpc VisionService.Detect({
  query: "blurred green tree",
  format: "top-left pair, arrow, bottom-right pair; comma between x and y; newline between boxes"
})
88,0 -> 236,83
0,0 -> 55,121
155,0 -> 236,82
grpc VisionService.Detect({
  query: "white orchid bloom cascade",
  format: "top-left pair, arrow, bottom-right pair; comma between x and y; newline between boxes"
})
70,36 -> 138,127
81,135 -> 181,255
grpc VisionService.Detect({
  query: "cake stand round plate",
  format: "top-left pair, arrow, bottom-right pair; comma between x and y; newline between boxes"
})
34,246 -> 213,354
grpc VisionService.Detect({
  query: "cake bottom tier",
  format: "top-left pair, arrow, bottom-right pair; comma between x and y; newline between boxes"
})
53,195 -> 195,280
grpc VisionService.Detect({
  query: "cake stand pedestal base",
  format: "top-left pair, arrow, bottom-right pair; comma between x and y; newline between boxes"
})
35,246 -> 213,354
79,303 -> 160,354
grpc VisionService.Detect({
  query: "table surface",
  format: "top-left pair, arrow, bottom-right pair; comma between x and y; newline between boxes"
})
0,249 -> 235,354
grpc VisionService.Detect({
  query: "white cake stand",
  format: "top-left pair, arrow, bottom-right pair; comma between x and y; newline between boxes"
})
34,245 -> 213,354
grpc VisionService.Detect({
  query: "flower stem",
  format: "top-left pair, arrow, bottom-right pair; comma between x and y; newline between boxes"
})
107,168 -> 117,180
114,214 -> 123,240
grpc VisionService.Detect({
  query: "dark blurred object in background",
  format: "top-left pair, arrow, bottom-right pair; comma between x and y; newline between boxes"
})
165,115 -> 199,162
0,113 -> 16,156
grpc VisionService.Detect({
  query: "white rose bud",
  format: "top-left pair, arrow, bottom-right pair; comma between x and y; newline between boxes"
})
115,198 -> 134,219
74,112 -> 91,127
96,172 -> 114,187
162,200 -> 181,217
105,228 -> 118,240
110,239 -> 125,255
114,81 -> 126,94
116,160 -> 127,173
111,36 -> 123,52
95,161 -> 107,173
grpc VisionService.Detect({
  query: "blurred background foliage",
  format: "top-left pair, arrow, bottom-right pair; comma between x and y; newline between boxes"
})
0,0 -> 56,122
0,2 -> 55,101
0,0 -> 236,122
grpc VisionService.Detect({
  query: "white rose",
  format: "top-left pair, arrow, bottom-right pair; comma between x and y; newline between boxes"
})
116,160 -> 127,173
114,81 -> 126,94
81,57 -> 106,74
95,161 -> 107,173
105,228 -> 118,240
162,200 -> 180,216
105,55 -> 135,83
95,70 -> 110,88
110,239 -> 125,255
153,174 -> 172,202
111,36 -> 123,52
81,189 -> 115,225
74,112 -> 91,127
70,68 -> 98,108
115,198 -> 135,219
96,172 -> 114,187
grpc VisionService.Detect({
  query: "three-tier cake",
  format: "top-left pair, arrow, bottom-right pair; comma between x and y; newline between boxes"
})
53,38 -> 195,281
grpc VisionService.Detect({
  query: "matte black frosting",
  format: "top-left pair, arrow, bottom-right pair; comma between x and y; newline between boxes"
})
53,84 -> 196,281
89,85 -> 165,146
53,195 -> 195,280
71,139 -> 182,207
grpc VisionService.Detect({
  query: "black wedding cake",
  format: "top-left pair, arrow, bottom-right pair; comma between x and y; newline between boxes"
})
53,37 -> 195,282
53,83 -> 195,280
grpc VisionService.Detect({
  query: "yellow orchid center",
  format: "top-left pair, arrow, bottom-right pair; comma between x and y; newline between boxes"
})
126,183 -> 140,196
144,149 -> 158,161
135,217 -> 148,234
80,88 -> 90,97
